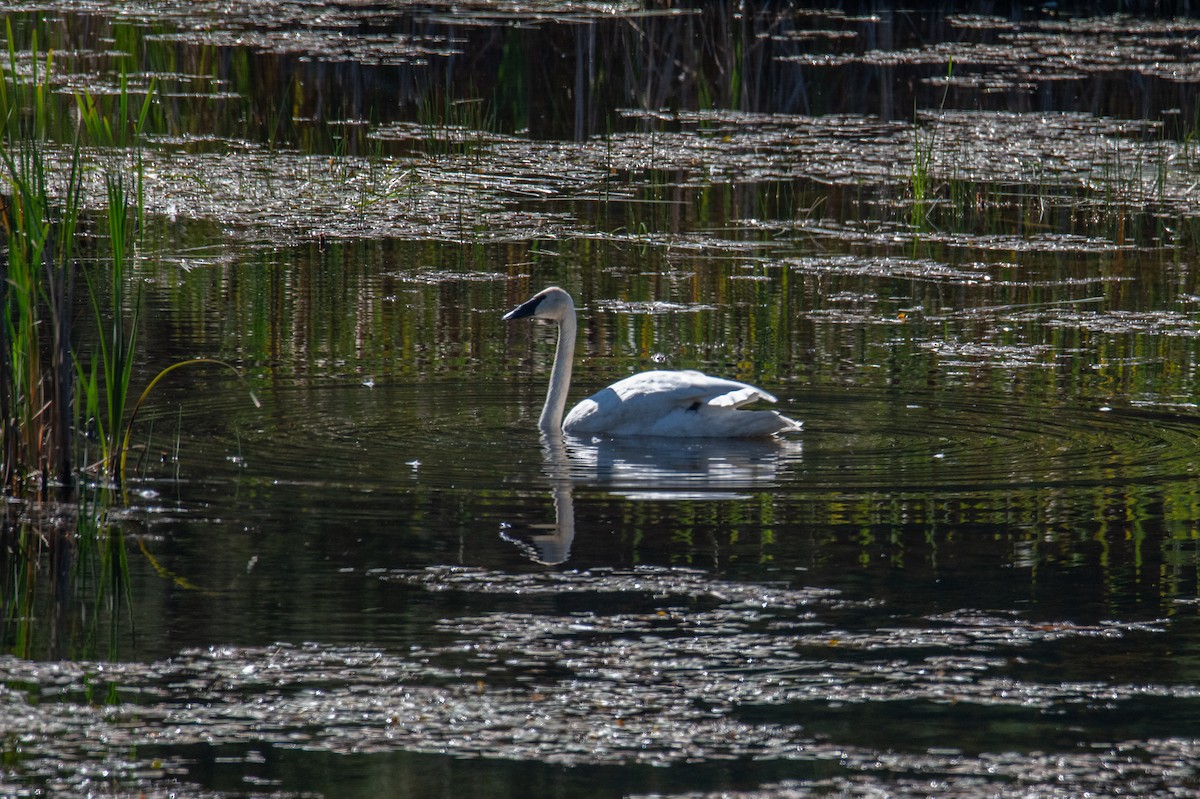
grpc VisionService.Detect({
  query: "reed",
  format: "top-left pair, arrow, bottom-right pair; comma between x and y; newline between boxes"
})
416,90 -> 495,162
119,357 -> 258,486
77,173 -> 140,482
0,22 -> 84,497
0,27 -> 252,658
0,21 -> 130,658
908,57 -> 954,237
909,123 -> 936,232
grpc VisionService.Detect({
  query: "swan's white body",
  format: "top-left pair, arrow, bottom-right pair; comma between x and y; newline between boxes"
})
504,287 -> 801,438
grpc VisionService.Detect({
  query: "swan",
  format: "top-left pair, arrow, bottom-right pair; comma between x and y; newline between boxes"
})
503,286 -> 802,438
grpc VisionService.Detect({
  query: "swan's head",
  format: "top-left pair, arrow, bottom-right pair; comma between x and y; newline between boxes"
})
503,286 -> 575,323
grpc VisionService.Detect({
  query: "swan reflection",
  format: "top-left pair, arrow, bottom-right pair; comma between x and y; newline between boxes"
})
501,435 -> 802,565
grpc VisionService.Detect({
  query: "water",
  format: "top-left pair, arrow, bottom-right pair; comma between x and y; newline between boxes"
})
5,5 -> 1200,798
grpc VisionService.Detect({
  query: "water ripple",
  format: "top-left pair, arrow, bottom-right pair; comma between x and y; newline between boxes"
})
799,389 -> 1200,492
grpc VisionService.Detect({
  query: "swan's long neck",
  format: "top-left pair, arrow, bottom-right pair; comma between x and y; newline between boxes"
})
540,308 -> 576,435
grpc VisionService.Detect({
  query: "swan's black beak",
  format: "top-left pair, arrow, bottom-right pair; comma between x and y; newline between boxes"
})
503,294 -> 544,321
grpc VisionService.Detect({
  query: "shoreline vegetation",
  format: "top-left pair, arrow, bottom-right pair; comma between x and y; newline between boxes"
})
1,23 -> 256,660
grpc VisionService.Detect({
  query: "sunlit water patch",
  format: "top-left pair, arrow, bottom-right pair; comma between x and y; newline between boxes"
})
147,28 -> 459,67
797,12 -> 1200,85
760,219 -> 1141,255
2,564 -> 1196,797
31,104 -> 1193,253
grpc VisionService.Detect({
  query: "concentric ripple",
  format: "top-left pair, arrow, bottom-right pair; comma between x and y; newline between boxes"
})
797,388 -> 1200,492
125,377 -> 1200,507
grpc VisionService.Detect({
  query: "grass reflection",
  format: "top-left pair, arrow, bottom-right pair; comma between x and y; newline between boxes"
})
0,496 -> 131,662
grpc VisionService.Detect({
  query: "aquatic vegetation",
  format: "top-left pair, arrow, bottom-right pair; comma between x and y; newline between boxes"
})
0,39 -> 130,670
803,13 -> 1200,84
0,23 -> 247,667
21,107 -> 1177,257
0,566 -> 1192,796
0,23 -> 84,496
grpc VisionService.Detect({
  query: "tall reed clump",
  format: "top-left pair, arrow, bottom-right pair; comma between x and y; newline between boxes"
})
1,16 -> 163,496
1,21 -> 260,660
1,23 -> 257,658
76,79 -> 154,483
0,20 -> 133,661
909,122 -> 936,233
908,57 -> 953,238
0,23 -> 84,498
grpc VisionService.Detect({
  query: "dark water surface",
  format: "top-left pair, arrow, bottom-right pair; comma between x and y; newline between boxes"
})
5,4 -> 1200,798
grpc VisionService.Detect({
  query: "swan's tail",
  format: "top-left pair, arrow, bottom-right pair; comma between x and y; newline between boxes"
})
696,406 -> 802,437
704,385 -> 801,437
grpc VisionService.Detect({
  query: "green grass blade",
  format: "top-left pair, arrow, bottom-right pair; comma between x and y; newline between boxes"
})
119,358 -> 260,486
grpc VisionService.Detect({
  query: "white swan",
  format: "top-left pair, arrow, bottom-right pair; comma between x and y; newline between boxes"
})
503,286 -> 802,438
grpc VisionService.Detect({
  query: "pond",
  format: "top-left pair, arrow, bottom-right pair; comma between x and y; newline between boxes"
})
4,4 -> 1200,798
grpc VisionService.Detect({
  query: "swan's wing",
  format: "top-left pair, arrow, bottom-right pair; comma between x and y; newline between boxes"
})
564,370 -> 800,438
675,403 -> 801,437
610,371 -> 775,405
705,384 -> 777,408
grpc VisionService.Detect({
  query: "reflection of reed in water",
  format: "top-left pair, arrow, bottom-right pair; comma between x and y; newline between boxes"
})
501,435 -> 801,565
